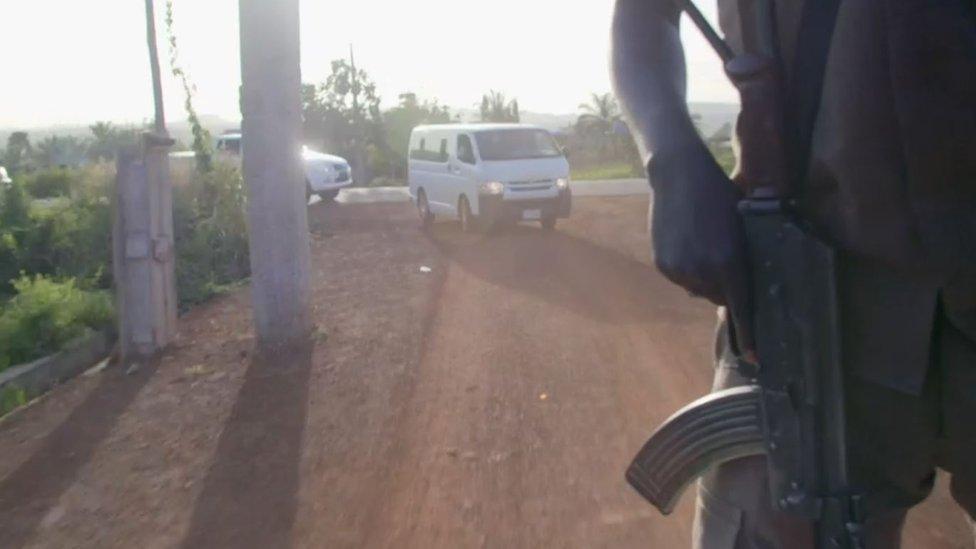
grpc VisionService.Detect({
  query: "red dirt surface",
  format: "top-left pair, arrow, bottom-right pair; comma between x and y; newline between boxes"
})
0,197 -> 968,548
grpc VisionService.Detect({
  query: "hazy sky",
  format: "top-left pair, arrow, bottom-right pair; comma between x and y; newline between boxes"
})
0,0 -> 735,129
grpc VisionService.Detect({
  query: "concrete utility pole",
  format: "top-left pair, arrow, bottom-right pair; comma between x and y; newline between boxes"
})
113,0 -> 177,363
145,0 -> 167,136
143,0 -> 178,346
238,0 -> 313,351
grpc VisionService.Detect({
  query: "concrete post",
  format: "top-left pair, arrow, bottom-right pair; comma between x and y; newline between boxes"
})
114,150 -> 153,361
113,140 -> 176,363
145,136 -> 177,342
112,0 -> 177,364
238,0 -> 313,350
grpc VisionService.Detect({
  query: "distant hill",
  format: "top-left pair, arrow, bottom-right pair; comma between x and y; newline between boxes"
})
0,103 -> 737,152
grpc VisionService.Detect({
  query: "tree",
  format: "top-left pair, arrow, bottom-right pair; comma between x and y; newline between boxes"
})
4,132 -> 33,174
303,59 -> 384,183
0,177 -> 30,229
575,92 -> 621,137
381,92 -> 452,178
576,92 -> 623,161
574,92 -> 644,173
479,90 -> 520,123
88,122 -> 141,162
33,135 -> 88,169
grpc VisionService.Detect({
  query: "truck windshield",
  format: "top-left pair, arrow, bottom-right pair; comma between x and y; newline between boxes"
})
474,129 -> 562,161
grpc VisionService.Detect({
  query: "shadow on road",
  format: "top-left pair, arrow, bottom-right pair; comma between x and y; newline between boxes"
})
181,341 -> 313,549
427,222 -> 699,326
0,360 -> 159,547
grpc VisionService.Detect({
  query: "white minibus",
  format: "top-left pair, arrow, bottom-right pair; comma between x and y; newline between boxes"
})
408,124 -> 572,231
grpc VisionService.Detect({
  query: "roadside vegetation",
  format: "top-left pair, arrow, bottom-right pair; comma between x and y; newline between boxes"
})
571,162 -> 638,181
173,162 -> 250,308
0,162 -> 116,370
0,2 -> 250,379
0,275 -> 113,370
0,132 -> 249,375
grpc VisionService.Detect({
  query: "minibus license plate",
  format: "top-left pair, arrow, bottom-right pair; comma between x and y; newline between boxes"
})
523,209 -> 541,220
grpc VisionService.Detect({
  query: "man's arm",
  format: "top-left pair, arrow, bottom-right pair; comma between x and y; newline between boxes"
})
611,0 -> 753,350
611,0 -> 698,157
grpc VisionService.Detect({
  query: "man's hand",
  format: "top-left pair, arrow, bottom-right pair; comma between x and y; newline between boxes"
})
649,146 -> 754,353
610,0 -> 755,354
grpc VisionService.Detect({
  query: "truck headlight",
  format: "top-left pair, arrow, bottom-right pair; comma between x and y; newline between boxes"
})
555,178 -> 569,190
479,181 -> 505,195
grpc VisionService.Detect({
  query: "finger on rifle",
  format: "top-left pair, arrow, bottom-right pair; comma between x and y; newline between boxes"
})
722,258 -> 756,362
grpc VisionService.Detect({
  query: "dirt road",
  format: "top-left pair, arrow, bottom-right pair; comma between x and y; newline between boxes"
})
0,196 -> 969,548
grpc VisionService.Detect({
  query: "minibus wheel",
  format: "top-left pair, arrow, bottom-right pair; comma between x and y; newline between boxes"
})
417,190 -> 434,229
459,196 -> 475,233
541,217 -> 557,231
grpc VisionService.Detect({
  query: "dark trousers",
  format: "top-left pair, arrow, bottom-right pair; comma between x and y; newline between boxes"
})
693,306 -> 976,549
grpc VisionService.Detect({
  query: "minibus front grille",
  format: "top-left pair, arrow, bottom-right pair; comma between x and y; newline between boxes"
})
508,179 -> 553,191
509,185 -> 551,191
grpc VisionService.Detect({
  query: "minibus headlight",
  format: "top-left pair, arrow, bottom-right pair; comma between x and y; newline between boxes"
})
555,178 -> 569,190
479,181 -> 505,195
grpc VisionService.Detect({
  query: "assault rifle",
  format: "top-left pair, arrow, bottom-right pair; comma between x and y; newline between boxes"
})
624,1 -> 866,548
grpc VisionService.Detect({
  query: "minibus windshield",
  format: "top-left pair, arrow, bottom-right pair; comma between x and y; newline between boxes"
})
474,129 -> 563,161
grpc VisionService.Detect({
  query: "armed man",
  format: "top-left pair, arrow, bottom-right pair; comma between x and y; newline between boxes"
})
611,0 -> 976,547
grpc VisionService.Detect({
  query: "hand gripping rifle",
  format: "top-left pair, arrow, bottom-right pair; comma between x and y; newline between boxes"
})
624,1 -> 867,547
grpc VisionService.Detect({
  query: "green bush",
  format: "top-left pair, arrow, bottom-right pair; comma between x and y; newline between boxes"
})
0,158 -> 250,373
23,169 -> 73,198
0,386 -> 27,416
174,161 -> 250,309
0,275 -> 114,371
0,165 -> 113,295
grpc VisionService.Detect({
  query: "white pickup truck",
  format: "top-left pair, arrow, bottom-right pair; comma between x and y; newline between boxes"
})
171,132 -> 354,201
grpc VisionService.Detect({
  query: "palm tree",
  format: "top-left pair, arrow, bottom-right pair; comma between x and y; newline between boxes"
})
576,92 -> 621,136
576,92 -> 627,163
479,90 -> 520,123
88,122 -> 118,162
